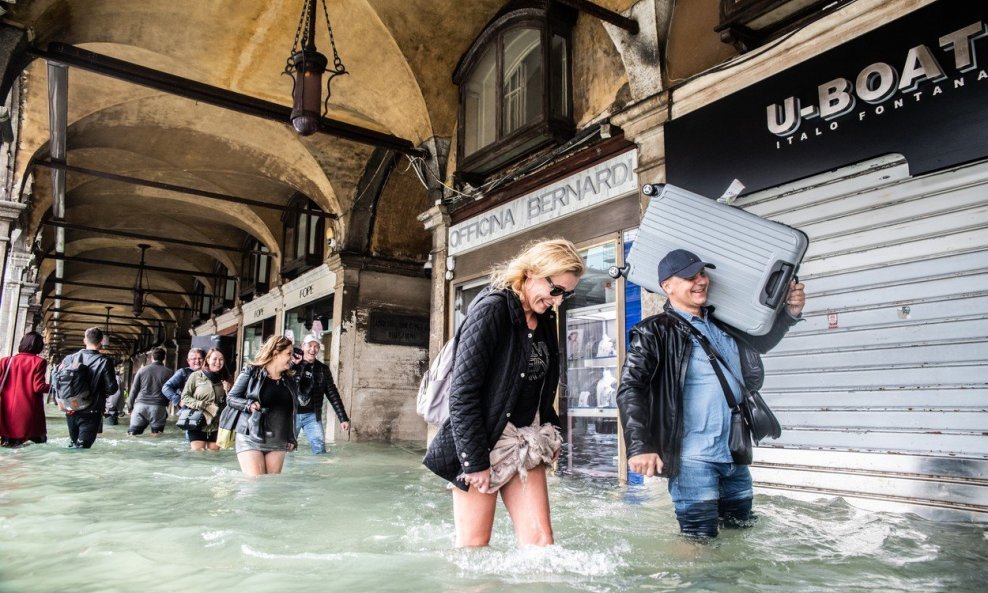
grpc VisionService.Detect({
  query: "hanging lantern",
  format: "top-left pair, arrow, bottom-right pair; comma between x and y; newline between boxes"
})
283,0 -> 348,136
133,244 -> 151,317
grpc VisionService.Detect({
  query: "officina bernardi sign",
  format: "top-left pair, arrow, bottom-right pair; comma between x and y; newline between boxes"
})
448,149 -> 637,255
665,1 -> 988,198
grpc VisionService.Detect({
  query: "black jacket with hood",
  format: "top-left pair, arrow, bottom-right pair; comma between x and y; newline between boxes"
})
423,287 -> 561,490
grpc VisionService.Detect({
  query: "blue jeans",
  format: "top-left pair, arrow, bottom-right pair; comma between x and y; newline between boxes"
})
667,458 -> 754,538
295,413 -> 326,454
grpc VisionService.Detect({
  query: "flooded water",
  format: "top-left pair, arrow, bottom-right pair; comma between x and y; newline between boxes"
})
1,411 -> 985,593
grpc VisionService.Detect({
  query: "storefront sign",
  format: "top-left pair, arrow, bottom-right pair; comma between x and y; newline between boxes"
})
666,2 -> 988,198
281,264 -> 337,310
367,313 -> 430,347
448,150 -> 638,255
240,288 -> 280,322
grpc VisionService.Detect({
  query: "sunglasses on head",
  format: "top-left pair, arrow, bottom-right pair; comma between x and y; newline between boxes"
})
545,277 -> 576,300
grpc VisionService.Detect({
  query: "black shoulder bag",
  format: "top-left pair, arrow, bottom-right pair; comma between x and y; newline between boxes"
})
669,312 -> 754,465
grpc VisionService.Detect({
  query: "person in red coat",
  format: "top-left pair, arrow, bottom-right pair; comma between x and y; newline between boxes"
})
0,332 -> 50,447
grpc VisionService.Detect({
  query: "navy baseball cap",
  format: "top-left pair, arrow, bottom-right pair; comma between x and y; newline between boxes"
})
658,249 -> 715,283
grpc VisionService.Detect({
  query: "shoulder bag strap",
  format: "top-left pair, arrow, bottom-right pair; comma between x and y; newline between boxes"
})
0,354 -> 17,396
667,311 -> 741,412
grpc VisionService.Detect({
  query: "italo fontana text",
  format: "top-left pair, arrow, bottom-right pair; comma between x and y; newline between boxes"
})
766,20 -> 987,149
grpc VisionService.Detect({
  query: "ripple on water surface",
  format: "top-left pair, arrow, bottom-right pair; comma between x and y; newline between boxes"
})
0,413 -> 985,593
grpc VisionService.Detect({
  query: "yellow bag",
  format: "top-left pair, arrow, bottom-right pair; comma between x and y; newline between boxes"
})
215,428 -> 236,449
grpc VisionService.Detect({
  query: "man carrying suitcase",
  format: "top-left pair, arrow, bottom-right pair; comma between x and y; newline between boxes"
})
616,249 -> 805,538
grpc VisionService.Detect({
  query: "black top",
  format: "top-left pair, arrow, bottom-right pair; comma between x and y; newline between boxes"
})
258,377 -> 294,445
511,321 -> 550,427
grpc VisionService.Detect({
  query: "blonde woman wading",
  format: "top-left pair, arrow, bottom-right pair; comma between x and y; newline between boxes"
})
423,239 -> 585,547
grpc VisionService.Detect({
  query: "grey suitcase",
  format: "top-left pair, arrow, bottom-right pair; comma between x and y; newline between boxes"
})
614,183 -> 809,336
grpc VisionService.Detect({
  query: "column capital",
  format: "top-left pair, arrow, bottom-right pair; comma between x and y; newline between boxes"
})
417,204 -> 450,234
610,92 -> 670,139
0,200 -> 26,222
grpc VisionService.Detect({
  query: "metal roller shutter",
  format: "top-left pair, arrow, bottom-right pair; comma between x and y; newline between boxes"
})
736,154 -> 988,522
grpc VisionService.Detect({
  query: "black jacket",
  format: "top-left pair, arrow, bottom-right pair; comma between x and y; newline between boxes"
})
616,302 -> 798,479
63,349 -> 119,415
423,288 -> 562,490
226,366 -> 299,447
294,359 -> 349,423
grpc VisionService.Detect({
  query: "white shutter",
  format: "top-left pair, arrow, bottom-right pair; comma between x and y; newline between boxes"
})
736,154 -> 988,522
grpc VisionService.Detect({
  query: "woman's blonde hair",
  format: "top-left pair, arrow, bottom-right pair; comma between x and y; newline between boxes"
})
489,238 -> 585,296
251,335 -> 295,375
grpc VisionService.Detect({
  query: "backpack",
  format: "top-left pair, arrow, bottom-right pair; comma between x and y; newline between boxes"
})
416,330 -> 461,426
53,354 -> 95,412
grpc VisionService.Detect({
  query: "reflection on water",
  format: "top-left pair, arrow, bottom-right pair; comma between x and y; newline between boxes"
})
1,411 -> 985,593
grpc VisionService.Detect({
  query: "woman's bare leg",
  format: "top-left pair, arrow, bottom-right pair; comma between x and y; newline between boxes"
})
452,485 -> 498,547
500,465 -> 553,546
263,451 -> 287,474
237,450 -> 267,476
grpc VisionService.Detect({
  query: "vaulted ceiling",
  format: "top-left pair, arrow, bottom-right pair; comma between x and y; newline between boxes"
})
5,0 -> 529,354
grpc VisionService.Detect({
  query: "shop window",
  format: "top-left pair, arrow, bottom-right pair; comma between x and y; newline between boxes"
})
453,1 -> 576,181
453,278 -> 490,331
281,194 -> 325,280
559,240 -> 620,478
240,237 -> 271,300
208,264 -> 235,315
192,281 -> 212,322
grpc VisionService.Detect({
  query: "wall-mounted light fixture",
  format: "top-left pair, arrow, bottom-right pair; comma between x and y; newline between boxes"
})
283,0 -> 348,136
444,255 -> 456,281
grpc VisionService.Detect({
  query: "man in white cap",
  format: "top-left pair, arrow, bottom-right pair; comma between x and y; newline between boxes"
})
617,248 -> 805,538
294,335 -> 350,454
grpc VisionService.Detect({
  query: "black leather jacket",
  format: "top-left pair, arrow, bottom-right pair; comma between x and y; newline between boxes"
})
423,288 -> 561,490
226,366 -> 299,446
294,359 -> 349,423
616,302 -> 798,479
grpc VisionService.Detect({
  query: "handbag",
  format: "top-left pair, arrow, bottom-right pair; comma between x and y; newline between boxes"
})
215,427 -> 236,449
175,408 -> 205,431
214,405 -> 241,449
728,409 -> 753,465
743,389 -> 782,442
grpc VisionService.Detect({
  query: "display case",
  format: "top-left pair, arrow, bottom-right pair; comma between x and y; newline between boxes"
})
562,302 -> 619,477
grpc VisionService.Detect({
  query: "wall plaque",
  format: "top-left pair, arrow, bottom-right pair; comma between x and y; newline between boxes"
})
367,312 -> 430,347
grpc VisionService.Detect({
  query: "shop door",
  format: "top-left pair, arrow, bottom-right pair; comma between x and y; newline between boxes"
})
559,240 -> 621,478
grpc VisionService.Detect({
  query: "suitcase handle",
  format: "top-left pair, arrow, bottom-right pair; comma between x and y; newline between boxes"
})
762,261 -> 795,309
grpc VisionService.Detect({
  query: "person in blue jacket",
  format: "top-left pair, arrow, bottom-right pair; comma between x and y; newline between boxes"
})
162,348 -> 206,409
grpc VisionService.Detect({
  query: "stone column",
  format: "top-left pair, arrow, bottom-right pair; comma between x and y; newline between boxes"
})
417,204 -> 451,443
0,246 -> 31,356
0,201 -> 25,277
13,281 -> 38,343
416,204 -> 451,359
327,253 -> 360,444
611,92 -> 670,319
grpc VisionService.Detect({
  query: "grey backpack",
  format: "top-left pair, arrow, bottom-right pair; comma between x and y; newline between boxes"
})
416,336 -> 457,426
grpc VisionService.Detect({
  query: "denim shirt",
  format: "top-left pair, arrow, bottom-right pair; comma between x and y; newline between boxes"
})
673,306 -> 744,462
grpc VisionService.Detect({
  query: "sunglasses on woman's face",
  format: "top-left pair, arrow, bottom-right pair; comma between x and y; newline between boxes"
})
545,277 -> 576,300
